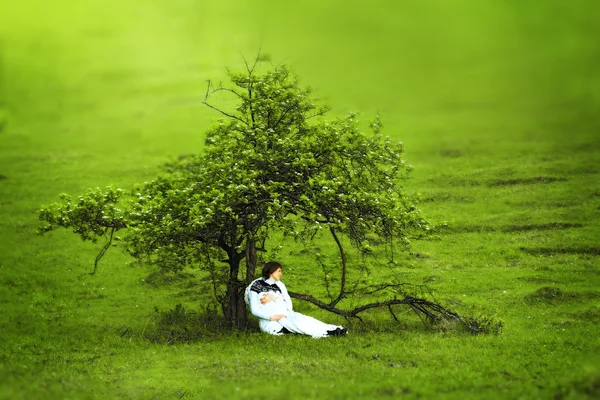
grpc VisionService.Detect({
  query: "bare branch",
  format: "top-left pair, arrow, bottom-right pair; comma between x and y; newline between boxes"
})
202,101 -> 248,125
204,79 -> 212,102
252,47 -> 262,73
240,47 -> 263,76
203,80 -> 247,124
245,53 -> 257,126
209,86 -> 244,99
240,52 -> 251,75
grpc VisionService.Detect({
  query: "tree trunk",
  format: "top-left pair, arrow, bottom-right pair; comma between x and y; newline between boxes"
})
245,237 -> 257,284
223,242 -> 246,329
222,238 -> 257,330
224,282 -> 248,330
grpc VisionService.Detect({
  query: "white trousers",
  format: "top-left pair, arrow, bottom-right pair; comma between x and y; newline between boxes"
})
261,311 -> 343,338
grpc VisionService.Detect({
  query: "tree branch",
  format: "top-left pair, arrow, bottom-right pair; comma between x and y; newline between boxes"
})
288,291 -> 462,329
272,104 -> 296,130
289,291 -> 350,317
202,101 -> 248,125
203,79 -> 248,125
388,304 -> 401,325
329,226 -> 347,307
241,47 -> 262,76
208,86 -> 244,99
87,227 -> 116,276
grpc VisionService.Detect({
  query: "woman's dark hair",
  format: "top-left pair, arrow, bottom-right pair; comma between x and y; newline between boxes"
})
262,261 -> 282,279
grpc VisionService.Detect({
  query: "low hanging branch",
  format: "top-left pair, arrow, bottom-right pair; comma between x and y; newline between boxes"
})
282,221 -> 460,327
276,197 -> 504,333
37,187 -> 127,276
289,263 -> 502,335
89,227 -> 117,276
287,228 -> 495,332
289,291 -> 461,326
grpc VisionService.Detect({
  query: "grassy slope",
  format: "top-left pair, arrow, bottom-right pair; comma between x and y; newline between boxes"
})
1,0 -> 599,399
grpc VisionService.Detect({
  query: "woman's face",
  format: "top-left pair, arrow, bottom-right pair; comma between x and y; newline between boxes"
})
270,267 -> 283,281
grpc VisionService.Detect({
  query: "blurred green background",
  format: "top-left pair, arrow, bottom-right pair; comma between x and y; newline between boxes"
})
2,0 -> 599,253
1,1 -> 599,398
2,0 -> 598,151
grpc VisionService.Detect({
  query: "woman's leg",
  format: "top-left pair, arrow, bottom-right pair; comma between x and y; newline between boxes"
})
278,312 -> 345,338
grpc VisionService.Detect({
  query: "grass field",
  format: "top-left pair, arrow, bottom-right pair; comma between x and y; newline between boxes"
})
1,1 -> 599,399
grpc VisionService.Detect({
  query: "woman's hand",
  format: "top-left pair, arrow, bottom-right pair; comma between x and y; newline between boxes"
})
260,293 -> 276,304
269,314 -> 286,321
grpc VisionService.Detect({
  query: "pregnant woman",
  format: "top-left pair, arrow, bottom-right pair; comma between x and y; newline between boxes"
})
246,261 -> 348,338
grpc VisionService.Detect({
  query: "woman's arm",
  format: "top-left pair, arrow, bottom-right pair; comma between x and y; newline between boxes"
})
249,291 -> 285,321
278,282 -> 294,312
260,293 -> 277,304
248,290 -> 271,320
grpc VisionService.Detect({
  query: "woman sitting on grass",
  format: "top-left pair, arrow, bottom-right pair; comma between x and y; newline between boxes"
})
245,261 -> 348,338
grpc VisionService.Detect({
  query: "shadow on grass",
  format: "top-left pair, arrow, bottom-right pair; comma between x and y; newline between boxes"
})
137,303 -> 503,344
142,303 -> 232,344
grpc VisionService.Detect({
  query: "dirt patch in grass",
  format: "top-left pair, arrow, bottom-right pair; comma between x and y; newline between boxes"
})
577,376 -> 600,398
435,225 -> 496,234
524,286 -> 565,304
439,149 -> 462,158
524,287 -> 600,305
420,192 -> 452,203
439,177 -> 483,187
520,247 -> 600,256
487,176 -> 567,187
571,306 -> 600,321
571,164 -> 599,175
517,276 -> 557,284
437,222 -> 582,234
501,222 -> 583,232
554,374 -> 600,399
420,192 -> 474,203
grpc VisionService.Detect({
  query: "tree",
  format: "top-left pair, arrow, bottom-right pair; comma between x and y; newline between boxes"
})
39,55 -> 477,332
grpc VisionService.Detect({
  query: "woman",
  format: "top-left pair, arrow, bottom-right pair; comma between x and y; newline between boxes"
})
245,261 -> 348,338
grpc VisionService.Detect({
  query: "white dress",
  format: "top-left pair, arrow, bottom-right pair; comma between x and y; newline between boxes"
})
245,278 -> 344,338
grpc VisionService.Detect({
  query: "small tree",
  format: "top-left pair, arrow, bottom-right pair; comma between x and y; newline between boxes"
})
39,55 -> 472,331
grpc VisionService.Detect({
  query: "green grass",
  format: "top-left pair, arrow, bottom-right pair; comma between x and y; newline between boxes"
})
1,0 -> 600,399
